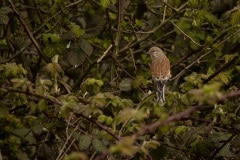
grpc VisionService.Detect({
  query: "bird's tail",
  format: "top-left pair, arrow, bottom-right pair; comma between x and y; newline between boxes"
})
156,81 -> 166,103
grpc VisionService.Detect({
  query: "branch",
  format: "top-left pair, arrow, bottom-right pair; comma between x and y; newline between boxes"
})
0,85 -> 62,106
97,44 -> 113,63
171,21 -> 205,46
171,27 -> 240,81
203,56 -> 238,84
114,0 -> 124,56
8,0 -> 49,62
135,90 -> 240,137
0,84 -> 119,141
170,49 -> 200,69
135,105 -> 201,137
34,0 -> 84,34
75,113 -> 119,140
110,55 -> 135,78
171,29 -> 240,80
72,61 -> 96,90
207,134 -> 236,160
118,2 -> 188,54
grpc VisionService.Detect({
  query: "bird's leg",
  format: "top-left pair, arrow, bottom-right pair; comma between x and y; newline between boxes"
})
162,84 -> 165,102
157,82 -> 164,103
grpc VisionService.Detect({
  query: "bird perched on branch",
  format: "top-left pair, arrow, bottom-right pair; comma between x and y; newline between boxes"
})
148,46 -> 171,103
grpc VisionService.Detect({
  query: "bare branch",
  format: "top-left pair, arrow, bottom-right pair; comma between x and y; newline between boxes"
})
171,21 -> 205,47
171,28 -> 240,81
118,2 -> 188,54
75,113 -> 119,140
0,85 -> 62,106
207,134 -> 236,160
8,0 -> 49,62
203,56 -> 238,84
135,90 -> 240,137
97,44 -> 113,63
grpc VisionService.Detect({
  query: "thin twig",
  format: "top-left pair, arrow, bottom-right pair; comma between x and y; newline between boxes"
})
134,90 -> 240,137
97,44 -> 113,63
171,21 -> 204,46
118,2 -> 187,54
130,49 -> 137,70
162,0 -> 167,22
162,0 -> 178,12
76,113 -> 119,140
56,123 -> 78,160
8,0 -> 49,62
0,85 -> 62,106
207,134 -> 236,160
203,56 -> 238,84
114,0 -> 124,56
110,55 -> 135,78
171,29 -> 240,80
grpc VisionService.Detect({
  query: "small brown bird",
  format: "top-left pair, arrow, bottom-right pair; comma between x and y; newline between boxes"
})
148,46 -> 171,103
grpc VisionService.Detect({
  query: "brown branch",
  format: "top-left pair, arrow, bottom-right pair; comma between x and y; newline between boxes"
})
172,29 -> 240,81
170,49 -> 200,69
75,113 -> 119,140
135,105 -> 201,137
110,55 -> 135,78
72,61 -> 96,90
8,0 -> 49,62
203,56 -> 238,84
135,90 -> 240,137
34,0 -> 84,35
171,21 -> 205,46
217,90 -> 240,103
0,84 -> 119,141
114,0 -> 124,56
97,44 -> 113,63
118,2 -> 187,54
207,134 -> 236,160
0,85 -> 62,106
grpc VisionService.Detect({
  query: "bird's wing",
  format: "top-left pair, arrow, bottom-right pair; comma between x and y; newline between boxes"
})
150,56 -> 170,81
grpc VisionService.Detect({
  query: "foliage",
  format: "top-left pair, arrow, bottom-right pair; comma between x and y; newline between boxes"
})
0,0 -> 240,159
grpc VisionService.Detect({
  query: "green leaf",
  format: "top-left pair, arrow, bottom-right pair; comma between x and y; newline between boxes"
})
38,99 -> 47,111
118,108 -> 148,122
142,140 -> 160,150
175,125 -> 189,135
231,10 -> 240,25
14,128 -> 30,138
119,78 -> 133,91
44,62 -> 63,75
132,76 -> 147,89
0,15 -> 9,24
0,6 -> 12,15
81,78 -> 103,94
98,115 -> 107,123
42,33 -> 60,43
135,19 -> 143,27
32,124 -> 43,135
92,138 -> 107,152
100,0 -> 114,8
67,38 -> 93,67
78,134 -> 92,150
78,38 -> 93,56
68,22 -> 85,37
108,12 -> 117,20
110,136 -> 137,156
63,152 -> 88,160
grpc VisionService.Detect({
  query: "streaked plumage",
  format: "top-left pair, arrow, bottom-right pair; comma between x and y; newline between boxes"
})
148,47 -> 171,102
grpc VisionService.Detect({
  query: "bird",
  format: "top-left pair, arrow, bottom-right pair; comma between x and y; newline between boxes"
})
148,46 -> 171,103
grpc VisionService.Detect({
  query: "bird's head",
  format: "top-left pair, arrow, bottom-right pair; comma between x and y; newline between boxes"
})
148,47 -> 165,59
